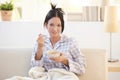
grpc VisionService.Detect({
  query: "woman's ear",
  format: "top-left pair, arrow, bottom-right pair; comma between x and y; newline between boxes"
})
44,23 -> 48,29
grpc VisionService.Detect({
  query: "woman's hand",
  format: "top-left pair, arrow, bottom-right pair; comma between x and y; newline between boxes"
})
50,53 -> 69,66
35,34 -> 44,60
37,34 -> 44,48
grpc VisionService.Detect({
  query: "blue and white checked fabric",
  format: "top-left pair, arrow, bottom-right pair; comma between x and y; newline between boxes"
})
31,35 -> 86,75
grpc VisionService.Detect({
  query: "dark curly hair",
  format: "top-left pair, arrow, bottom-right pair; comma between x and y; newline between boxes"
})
44,3 -> 65,33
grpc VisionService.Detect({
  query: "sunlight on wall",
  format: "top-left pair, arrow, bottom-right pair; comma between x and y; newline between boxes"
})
0,0 -> 120,21
61,0 -> 82,13
21,0 -> 51,21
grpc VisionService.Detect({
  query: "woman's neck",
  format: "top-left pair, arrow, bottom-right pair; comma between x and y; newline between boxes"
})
50,36 -> 61,48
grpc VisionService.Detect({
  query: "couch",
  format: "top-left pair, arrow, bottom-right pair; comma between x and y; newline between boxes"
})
0,48 -> 108,80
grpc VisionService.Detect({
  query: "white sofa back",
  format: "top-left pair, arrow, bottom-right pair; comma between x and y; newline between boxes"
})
0,48 -> 108,80
0,48 -> 32,80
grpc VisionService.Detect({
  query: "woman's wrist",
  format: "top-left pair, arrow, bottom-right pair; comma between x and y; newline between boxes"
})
35,52 -> 42,60
35,47 -> 43,60
38,45 -> 44,49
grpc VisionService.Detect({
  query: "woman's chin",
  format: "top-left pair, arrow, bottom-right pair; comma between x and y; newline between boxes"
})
51,35 -> 58,38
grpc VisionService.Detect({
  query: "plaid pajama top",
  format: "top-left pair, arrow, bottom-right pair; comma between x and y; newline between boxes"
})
31,35 -> 86,75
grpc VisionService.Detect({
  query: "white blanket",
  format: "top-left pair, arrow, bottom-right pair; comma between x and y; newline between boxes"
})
6,66 -> 79,80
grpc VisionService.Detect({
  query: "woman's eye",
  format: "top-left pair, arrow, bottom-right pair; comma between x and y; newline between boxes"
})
49,23 -> 61,28
57,24 -> 61,27
50,24 -> 54,26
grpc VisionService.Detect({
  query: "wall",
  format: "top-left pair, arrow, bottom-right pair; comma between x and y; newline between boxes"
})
0,22 -> 120,80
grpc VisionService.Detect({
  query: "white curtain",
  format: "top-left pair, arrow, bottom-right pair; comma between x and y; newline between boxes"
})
67,6 -> 105,22
82,6 -> 100,21
81,0 -> 110,21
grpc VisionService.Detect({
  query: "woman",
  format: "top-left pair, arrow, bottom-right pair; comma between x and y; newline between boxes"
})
31,3 -> 86,76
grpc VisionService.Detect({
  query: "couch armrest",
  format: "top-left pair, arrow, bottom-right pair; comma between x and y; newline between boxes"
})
78,48 -> 108,80
0,48 -> 32,80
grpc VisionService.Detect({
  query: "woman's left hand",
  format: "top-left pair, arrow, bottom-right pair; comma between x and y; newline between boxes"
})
50,53 -> 69,66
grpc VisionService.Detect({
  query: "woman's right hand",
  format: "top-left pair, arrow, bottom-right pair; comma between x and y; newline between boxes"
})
35,34 -> 44,60
37,34 -> 44,48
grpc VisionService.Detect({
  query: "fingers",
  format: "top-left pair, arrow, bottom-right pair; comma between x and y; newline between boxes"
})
37,34 -> 44,40
39,33 -> 42,36
39,34 -> 43,37
50,57 -> 59,62
60,53 -> 63,56
37,34 -> 44,47
38,34 -> 43,38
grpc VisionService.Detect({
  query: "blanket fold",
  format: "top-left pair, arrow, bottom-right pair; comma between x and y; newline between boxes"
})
6,66 -> 79,80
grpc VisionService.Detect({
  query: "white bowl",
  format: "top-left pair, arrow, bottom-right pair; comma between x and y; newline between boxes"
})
47,50 -> 60,58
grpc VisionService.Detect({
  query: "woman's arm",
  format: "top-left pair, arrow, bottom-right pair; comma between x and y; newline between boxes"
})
35,46 -> 43,60
31,42 -> 44,67
31,34 -> 45,67
68,39 -> 86,75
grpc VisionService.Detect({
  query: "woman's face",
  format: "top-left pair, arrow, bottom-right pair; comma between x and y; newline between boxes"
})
46,17 -> 62,38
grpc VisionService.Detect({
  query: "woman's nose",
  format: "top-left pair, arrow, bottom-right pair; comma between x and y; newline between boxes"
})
53,26 -> 57,31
